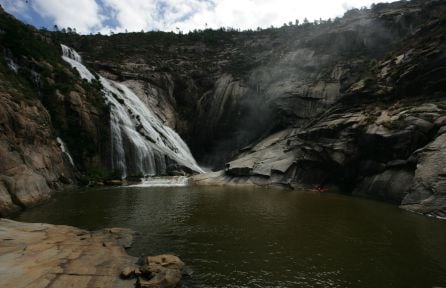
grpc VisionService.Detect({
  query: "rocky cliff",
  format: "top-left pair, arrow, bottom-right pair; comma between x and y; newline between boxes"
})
58,0 -> 432,167
58,0 -> 446,216
0,7 -> 111,215
1,0 -> 446,217
220,0 -> 446,218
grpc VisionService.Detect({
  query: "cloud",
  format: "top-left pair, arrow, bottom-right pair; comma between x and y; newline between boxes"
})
1,0 -> 398,34
1,0 -> 28,14
31,0 -> 104,33
100,0 -> 214,33
0,0 -> 104,33
166,0 -> 398,32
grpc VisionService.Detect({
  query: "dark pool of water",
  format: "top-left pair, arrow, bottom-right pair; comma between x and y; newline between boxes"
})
13,186 -> 446,288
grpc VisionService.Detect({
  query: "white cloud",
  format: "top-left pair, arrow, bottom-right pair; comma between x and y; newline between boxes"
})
1,0 -> 399,34
101,0 -> 157,32
166,0 -> 399,32
33,0 -> 104,33
101,0 -> 214,33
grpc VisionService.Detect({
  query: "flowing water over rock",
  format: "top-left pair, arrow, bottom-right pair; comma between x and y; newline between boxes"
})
14,186 -> 446,288
61,45 -> 202,178
56,137 -> 75,167
132,176 -> 190,187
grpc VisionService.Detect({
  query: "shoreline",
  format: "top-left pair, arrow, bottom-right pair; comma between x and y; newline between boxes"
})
0,219 -> 136,288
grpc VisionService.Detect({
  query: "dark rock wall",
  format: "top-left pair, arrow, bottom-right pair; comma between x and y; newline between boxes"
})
223,5 -> 446,217
1,0 -> 446,217
0,7 -> 111,215
58,0 -> 433,169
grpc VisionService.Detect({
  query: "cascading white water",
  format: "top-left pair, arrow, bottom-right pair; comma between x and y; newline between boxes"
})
60,44 -> 203,178
132,176 -> 190,187
56,137 -> 75,167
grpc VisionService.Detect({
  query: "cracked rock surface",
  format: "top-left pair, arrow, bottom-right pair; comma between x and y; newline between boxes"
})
0,219 -> 136,288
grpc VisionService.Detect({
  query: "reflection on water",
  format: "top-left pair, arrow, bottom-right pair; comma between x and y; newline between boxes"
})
14,186 -> 446,288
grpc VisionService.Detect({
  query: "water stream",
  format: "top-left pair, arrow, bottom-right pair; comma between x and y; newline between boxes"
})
56,137 -> 75,166
61,44 -> 202,178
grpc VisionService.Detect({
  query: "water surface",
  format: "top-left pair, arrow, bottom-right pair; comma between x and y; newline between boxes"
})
14,186 -> 446,288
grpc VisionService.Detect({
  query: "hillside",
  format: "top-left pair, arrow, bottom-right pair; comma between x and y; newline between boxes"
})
0,0 -> 445,217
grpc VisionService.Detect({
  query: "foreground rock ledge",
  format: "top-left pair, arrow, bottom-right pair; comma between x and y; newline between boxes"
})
0,219 -> 184,288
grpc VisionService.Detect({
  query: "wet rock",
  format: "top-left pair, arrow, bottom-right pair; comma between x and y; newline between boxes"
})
137,255 -> 185,288
105,179 -> 124,186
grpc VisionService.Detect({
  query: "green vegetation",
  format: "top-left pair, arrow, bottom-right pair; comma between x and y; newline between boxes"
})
0,58 -> 36,102
0,12 -> 59,63
0,10 -> 112,176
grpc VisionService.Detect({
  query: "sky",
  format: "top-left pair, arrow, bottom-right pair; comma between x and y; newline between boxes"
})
0,0 -> 399,34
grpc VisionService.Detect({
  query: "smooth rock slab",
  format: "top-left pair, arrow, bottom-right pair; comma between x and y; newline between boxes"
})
0,219 -> 137,288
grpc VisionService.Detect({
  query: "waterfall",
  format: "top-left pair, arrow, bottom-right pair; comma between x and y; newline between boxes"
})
56,137 -> 75,167
132,176 -> 190,187
60,44 -> 203,178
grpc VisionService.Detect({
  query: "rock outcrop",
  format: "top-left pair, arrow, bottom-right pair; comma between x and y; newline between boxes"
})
0,8 -> 112,215
209,5 -> 446,217
60,0 -> 430,167
136,255 -> 185,288
0,219 -> 187,288
2,0 -> 446,217
0,219 -> 136,288
0,86 -> 72,215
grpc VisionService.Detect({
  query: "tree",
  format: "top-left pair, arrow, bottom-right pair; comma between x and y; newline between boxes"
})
295,19 -> 299,26
53,24 -> 59,31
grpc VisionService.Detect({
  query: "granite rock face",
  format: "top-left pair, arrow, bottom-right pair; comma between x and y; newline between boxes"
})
402,133 -> 446,218
0,88 -> 70,215
0,219 -> 188,288
2,0 -> 446,217
0,219 -> 136,288
64,0 -> 425,167
215,5 -> 446,216
0,8 -> 112,215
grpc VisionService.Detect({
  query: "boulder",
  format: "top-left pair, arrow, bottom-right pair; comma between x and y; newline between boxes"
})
3,166 -> 52,207
0,181 -> 20,215
137,255 -> 185,288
